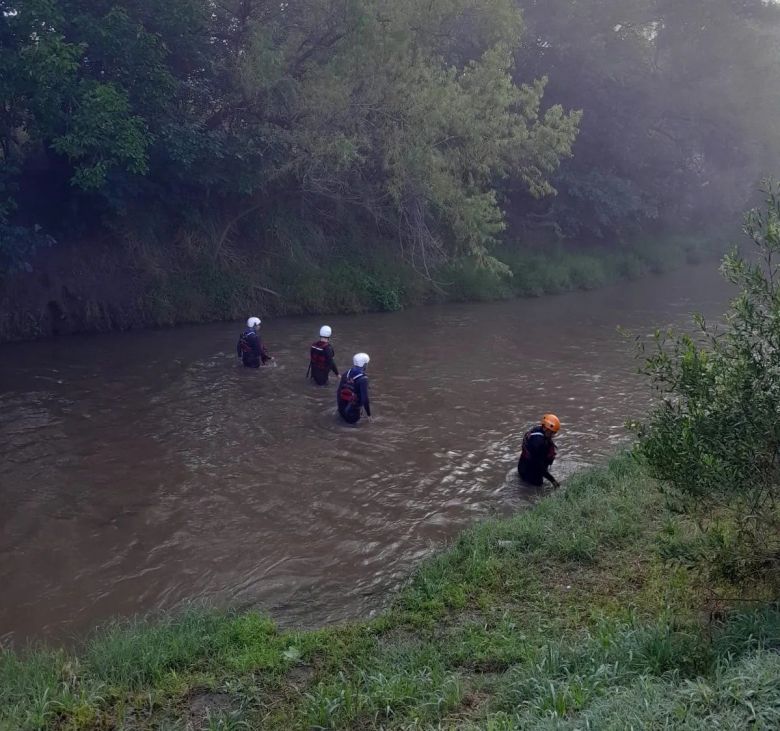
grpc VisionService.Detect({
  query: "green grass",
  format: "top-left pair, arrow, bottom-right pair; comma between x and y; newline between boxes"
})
2,454 -> 778,730
273,257 -> 412,315
1,229 -> 726,341
127,233 -> 729,324
438,233 -> 725,305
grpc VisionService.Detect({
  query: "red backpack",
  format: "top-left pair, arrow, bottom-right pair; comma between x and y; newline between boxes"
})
339,369 -> 363,405
310,341 -> 329,369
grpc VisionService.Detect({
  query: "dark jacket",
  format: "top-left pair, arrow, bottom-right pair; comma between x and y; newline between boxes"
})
518,425 -> 557,486
309,340 -> 339,385
336,366 -> 370,423
237,329 -> 271,367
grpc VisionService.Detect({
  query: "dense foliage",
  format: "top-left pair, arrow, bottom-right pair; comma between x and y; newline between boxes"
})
511,0 -> 780,241
0,0 -> 581,274
638,187 -> 780,588
2,0 -> 780,279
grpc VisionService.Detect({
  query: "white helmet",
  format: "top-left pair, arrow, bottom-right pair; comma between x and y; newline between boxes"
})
247,316 -> 261,328
353,352 -> 370,368
319,325 -> 332,338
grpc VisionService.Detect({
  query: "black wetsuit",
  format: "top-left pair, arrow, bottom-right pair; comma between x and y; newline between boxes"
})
309,340 -> 339,385
336,366 -> 370,424
518,425 -> 557,486
237,329 -> 270,368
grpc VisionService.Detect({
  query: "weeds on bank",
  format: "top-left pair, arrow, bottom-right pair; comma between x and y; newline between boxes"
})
442,234 -> 722,303
13,232 -> 721,340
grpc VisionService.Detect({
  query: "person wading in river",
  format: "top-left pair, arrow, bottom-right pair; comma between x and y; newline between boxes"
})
237,316 -> 273,368
518,414 -> 561,488
308,325 -> 339,385
337,352 -> 371,424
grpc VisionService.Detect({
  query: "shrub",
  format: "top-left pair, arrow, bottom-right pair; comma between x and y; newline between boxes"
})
441,257 -> 513,301
568,255 -> 608,290
636,185 -> 780,589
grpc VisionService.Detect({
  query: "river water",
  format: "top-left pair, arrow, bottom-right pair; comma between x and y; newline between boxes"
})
0,265 -> 733,645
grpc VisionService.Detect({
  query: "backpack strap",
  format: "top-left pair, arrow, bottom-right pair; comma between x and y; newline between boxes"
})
349,368 -> 365,381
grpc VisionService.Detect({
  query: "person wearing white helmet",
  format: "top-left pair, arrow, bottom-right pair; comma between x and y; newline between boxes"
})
336,352 -> 371,424
236,316 -> 272,368
308,325 -> 339,386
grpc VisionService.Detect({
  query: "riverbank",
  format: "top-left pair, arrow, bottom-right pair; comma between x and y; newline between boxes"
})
0,233 -> 723,342
3,455 -> 778,730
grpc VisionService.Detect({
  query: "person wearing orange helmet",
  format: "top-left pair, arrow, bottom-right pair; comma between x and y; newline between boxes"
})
518,414 -> 561,488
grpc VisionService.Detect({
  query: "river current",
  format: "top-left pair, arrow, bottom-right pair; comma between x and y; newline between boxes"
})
0,265 -> 732,644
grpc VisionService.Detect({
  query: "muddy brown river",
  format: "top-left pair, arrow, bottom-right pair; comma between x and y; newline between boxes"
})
0,265 -> 733,645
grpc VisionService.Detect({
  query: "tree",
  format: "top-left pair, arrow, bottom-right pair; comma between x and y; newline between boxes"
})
510,0 -> 780,243
0,0 -> 579,274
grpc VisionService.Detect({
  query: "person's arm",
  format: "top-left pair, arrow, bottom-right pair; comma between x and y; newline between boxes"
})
327,345 -> 339,376
528,434 -> 558,485
359,377 -> 371,417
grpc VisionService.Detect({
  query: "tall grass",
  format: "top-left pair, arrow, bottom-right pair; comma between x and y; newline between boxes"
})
3,229 -> 724,342
439,233 -> 724,304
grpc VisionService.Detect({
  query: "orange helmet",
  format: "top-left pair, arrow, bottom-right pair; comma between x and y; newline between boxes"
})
541,413 -> 560,433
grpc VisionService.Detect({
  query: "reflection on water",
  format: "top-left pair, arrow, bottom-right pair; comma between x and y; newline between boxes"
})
0,265 -> 732,644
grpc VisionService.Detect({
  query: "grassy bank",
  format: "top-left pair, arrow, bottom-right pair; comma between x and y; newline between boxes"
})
279,233 -> 722,313
0,233 -> 724,342
3,455 -> 778,730
440,234 -> 719,303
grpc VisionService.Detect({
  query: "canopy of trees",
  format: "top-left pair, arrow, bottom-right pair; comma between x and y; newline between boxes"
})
2,0 -> 779,274
0,0 -> 579,273
512,0 -> 780,241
